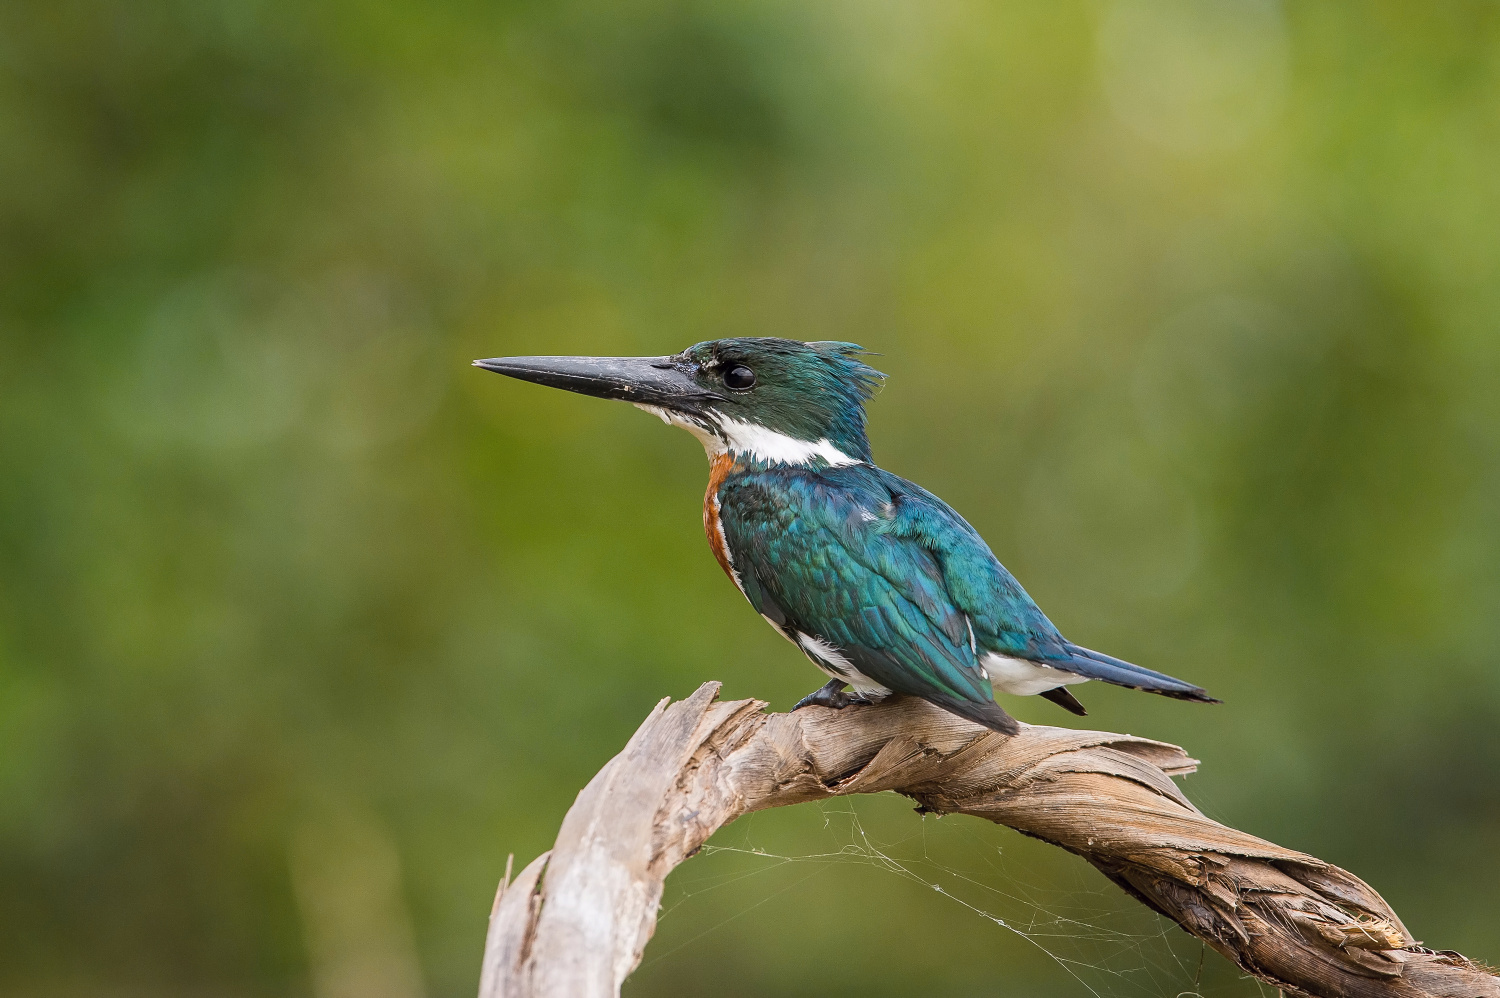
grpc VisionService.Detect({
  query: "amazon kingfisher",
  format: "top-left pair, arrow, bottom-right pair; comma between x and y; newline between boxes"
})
475,338 -> 1217,734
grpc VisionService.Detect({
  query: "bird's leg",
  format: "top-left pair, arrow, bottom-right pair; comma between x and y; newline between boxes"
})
792,678 -> 857,711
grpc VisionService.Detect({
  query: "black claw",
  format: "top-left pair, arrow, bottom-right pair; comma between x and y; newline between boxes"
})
792,678 -> 854,711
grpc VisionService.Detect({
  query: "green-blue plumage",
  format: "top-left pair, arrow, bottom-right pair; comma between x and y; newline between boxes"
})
475,336 -> 1217,734
715,459 -> 1210,731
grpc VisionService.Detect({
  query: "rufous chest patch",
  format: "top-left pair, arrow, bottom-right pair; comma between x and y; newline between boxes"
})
703,453 -> 739,585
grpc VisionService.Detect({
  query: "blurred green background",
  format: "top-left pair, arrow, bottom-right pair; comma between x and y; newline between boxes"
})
3,0 -> 1498,995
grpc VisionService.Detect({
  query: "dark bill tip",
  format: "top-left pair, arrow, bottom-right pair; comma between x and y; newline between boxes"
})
472,354 -> 719,408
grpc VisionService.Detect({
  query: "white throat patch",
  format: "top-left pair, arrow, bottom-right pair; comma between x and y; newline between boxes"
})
634,405 -> 861,468
634,404 -> 723,454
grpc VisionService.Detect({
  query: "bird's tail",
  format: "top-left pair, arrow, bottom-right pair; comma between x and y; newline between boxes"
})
922,692 -> 1021,735
1054,643 -> 1220,703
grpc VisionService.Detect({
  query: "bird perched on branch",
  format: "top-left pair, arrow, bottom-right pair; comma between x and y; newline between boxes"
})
476,338 -> 1217,734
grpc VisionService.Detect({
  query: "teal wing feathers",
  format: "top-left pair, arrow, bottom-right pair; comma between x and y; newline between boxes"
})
717,465 -> 1021,731
874,478 -> 1069,660
715,463 -> 1216,726
888,480 -> 1214,699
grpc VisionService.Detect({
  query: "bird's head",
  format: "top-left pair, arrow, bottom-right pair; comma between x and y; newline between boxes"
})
475,337 -> 885,466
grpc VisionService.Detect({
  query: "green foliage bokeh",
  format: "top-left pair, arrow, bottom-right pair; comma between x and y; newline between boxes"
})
1,1 -> 1497,995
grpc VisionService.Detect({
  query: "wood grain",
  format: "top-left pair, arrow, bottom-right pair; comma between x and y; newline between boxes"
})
479,683 -> 1498,998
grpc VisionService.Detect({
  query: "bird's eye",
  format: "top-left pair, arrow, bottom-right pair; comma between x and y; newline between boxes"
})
724,365 -> 756,390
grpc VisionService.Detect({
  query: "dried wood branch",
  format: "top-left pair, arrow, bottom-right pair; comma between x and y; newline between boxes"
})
479,683 -> 1498,998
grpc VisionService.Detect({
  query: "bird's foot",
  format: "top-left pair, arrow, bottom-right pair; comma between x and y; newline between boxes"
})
792,679 -> 870,711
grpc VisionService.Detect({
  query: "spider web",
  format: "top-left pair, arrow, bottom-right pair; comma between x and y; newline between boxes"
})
628,794 -> 1274,998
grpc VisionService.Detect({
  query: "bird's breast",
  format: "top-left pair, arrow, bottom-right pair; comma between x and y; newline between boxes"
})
703,453 -> 742,590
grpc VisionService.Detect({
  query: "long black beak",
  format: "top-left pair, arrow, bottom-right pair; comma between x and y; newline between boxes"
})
472,355 -> 721,409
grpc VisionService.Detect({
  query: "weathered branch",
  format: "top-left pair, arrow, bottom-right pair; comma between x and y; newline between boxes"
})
479,683 -> 1497,998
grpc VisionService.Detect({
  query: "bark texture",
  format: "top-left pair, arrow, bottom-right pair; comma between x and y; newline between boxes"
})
479,683 -> 1498,998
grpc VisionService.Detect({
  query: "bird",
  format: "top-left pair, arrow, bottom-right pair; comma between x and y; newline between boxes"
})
474,338 -> 1217,735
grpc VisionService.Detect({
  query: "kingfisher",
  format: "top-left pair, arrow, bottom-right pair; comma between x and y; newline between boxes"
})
475,338 -> 1217,734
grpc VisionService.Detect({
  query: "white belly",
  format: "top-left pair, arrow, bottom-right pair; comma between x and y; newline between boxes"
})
762,613 -> 1076,701
794,631 -> 893,698
983,653 -> 1089,697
